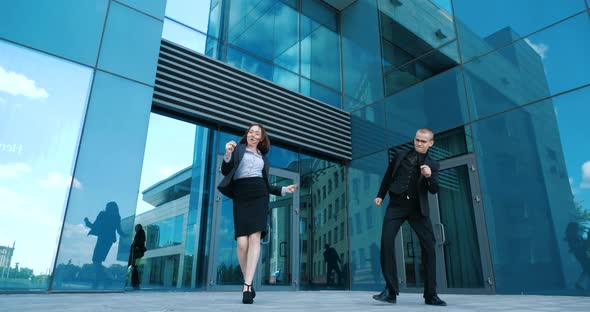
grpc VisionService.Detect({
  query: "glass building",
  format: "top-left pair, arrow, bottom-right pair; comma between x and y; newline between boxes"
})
1,0 -> 589,296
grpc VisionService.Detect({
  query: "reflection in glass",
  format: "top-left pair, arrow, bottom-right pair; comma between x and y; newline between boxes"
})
348,151 -> 388,290
385,67 -> 469,148
300,160 -> 348,290
472,86 -> 590,294
383,42 -> 460,96
438,165 -> 484,288
133,113 -> 210,290
378,0 -> 456,69
162,18 -> 219,58
464,12 -> 590,120
454,0 -> 586,62
165,0 -> 212,34
350,101 -> 387,159
0,41 -> 92,290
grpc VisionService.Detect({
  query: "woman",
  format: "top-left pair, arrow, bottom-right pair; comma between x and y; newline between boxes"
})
217,124 -> 297,304
128,224 -> 146,289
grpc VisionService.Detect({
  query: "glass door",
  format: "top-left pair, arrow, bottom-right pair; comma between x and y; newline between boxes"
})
208,156 -> 299,291
257,167 -> 300,290
399,154 -> 494,294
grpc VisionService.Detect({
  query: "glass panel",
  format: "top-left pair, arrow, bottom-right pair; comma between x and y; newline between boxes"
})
0,41 -> 92,291
454,0 -> 586,62
472,86 -> 590,294
162,19 -> 219,57
262,174 -> 295,287
348,151 -> 388,290
214,132 -> 242,285
341,0 -> 384,108
134,113 -> 212,290
387,127 -> 471,161
378,0 -> 456,64
143,254 -> 180,288
165,0 -> 212,33
268,145 -> 299,171
350,101 -> 387,159
118,0 -> 167,20
98,2 -> 163,85
228,1 -> 299,66
301,78 -> 342,109
464,12 -> 590,120
385,67 -> 469,148
273,66 -> 300,93
384,42 -> 460,96
52,71 -> 152,291
226,46 -> 273,81
145,216 -> 184,250
301,4 -> 341,91
438,165 -> 484,288
300,160 -> 348,290
0,0 -> 108,66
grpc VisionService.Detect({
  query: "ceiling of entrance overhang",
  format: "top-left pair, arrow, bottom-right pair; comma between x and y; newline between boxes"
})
321,0 -> 357,10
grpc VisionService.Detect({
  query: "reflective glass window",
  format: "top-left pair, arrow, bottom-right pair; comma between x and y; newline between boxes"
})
98,2 -> 163,85
341,0 -> 384,108
454,0 -> 586,62
165,0 -> 212,33
52,71 -> 153,291
472,86 -> 590,294
162,19 -> 220,58
385,67 -> 469,148
464,12 -> 590,120
0,0 -> 108,66
350,101 -> 387,159
118,0 -> 167,20
348,151 -> 388,290
378,0 -> 456,63
0,41 -> 92,291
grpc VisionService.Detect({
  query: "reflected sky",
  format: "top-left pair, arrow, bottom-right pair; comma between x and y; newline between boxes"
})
0,41 -> 92,275
136,113 -> 196,215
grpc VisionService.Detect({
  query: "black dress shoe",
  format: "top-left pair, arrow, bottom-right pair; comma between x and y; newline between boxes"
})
372,288 -> 397,304
424,295 -> 446,306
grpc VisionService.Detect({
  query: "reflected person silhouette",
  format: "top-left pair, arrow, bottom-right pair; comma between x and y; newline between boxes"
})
128,224 -> 146,290
323,244 -> 342,286
84,201 -> 125,289
564,222 -> 590,290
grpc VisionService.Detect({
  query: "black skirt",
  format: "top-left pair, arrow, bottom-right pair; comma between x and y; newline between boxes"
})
232,177 -> 269,239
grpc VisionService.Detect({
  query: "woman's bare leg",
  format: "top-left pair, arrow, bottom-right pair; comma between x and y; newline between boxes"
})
242,231 -> 261,291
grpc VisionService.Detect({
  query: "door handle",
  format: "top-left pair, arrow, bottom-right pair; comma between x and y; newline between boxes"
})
406,242 -> 414,258
437,223 -> 446,245
280,242 -> 287,257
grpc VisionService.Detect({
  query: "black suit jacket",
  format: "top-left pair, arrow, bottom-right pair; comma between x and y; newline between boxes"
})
217,144 -> 282,199
376,149 -> 440,216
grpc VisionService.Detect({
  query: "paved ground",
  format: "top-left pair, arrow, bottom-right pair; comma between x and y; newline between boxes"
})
1,291 -> 590,312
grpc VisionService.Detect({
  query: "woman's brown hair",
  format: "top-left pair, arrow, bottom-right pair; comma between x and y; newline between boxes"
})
239,124 -> 271,155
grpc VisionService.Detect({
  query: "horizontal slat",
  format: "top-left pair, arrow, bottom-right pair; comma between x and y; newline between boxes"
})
153,39 -> 352,160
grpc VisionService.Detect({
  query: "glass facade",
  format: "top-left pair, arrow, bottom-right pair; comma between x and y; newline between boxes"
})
1,0 -> 589,297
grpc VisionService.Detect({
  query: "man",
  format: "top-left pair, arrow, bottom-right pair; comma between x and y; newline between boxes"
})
372,128 -> 446,306
323,244 -> 342,286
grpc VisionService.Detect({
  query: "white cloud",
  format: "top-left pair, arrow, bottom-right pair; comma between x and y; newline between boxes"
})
39,171 -> 82,189
524,38 -> 549,60
0,163 -> 32,179
581,161 -> 590,189
0,65 -> 49,99
569,178 -> 574,185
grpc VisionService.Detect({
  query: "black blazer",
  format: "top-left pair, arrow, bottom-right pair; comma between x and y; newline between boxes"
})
217,144 -> 282,199
376,149 -> 440,216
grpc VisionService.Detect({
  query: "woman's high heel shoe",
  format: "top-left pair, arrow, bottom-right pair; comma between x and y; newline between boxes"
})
242,283 -> 254,304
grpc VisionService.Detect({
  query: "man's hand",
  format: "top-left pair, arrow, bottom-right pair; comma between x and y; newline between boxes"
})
374,198 -> 383,206
420,165 -> 432,178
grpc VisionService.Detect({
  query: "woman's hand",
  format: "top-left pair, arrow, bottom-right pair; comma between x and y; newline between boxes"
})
225,141 -> 237,156
284,184 -> 298,193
